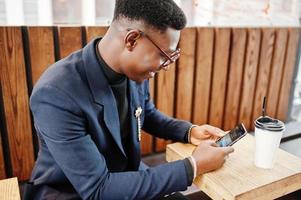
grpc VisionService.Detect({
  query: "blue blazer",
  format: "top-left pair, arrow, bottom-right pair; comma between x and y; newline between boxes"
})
25,38 -> 192,200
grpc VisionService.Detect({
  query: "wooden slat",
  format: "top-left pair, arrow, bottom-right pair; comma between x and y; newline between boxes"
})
192,28 -> 214,125
149,77 -> 155,99
209,28 -> 231,128
175,28 -> 197,121
140,131 -> 153,155
251,28 -> 275,125
223,28 -> 247,130
266,29 -> 288,118
85,26 -> 109,43
0,27 -> 35,180
27,27 -> 55,85
140,78 -> 155,155
0,129 -> 6,179
238,29 -> 261,130
156,63 -> 176,117
277,28 -> 301,121
155,63 -> 176,152
58,26 -> 82,59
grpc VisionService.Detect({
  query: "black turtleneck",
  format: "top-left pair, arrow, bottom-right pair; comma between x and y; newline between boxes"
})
95,40 -> 131,155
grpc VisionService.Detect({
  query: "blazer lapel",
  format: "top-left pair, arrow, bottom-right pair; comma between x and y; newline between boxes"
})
82,38 -> 126,157
128,80 -> 142,169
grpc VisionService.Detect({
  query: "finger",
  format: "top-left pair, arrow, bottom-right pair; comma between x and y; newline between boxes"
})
222,130 -> 230,136
222,147 -> 235,155
216,130 -> 229,139
207,125 -> 224,133
210,142 -> 219,147
205,125 -> 225,137
206,140 -> 217,146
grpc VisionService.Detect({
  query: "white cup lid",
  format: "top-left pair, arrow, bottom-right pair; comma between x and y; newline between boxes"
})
254,116 -> 285,132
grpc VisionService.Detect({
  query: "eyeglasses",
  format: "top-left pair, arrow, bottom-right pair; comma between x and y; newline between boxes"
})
127,29 -> 181,69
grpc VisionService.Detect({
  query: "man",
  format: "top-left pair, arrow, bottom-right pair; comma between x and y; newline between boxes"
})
24,0 -> 234,199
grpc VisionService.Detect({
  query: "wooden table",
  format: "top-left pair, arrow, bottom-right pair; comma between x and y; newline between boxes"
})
166,134 -> 301,200
0,177 -> 20,200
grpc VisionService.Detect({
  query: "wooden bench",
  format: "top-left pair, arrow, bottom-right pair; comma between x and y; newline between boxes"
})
0,27 -> 300,181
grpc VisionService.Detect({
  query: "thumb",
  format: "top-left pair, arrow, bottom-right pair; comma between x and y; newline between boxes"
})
222,147 -> 235,155
207,140 -> 218,147
205,125 -> 225,137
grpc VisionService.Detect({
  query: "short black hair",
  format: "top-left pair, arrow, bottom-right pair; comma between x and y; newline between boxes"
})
113,0 -> 187,31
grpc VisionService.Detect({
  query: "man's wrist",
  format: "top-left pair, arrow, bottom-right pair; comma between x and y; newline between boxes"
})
187,125 -> 197,144
188,156 -> 197,180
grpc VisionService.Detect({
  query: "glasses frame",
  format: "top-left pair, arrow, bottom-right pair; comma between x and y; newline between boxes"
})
127,29 -> 181,68
139,31 -> 180,67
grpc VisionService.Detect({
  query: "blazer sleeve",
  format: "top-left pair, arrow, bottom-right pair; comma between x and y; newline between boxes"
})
142,81 -> 192,142
30,84 -> 190,200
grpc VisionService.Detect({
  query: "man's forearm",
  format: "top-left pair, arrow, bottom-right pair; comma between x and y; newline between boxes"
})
142,108 -> 192,142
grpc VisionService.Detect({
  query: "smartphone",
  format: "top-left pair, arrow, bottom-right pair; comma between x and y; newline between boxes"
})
216,123 -> 247,147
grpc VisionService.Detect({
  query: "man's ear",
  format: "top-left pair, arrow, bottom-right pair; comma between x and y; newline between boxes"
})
125,30 -> 141,51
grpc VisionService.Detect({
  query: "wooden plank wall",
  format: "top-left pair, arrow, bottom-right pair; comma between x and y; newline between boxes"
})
0,27 -> 300,181
0,129 -> 5,179
0,27 -> 35,180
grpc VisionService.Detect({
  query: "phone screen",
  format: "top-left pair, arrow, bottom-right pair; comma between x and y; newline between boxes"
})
216,123 -> 247,147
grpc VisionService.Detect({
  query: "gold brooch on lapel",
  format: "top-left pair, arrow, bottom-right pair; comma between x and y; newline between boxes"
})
135,106 -> 142,141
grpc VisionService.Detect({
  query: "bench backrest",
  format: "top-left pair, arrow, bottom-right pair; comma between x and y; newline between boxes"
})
0,27 -> 300,181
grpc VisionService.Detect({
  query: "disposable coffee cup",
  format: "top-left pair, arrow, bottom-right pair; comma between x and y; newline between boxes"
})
254,116 -> 285,169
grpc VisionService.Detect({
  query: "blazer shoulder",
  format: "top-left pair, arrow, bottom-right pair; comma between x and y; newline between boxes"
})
32,50 -> 89,101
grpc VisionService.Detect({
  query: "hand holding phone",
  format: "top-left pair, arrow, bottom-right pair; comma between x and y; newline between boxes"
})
192,140 -> 234,175
216,123 -> 247,147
